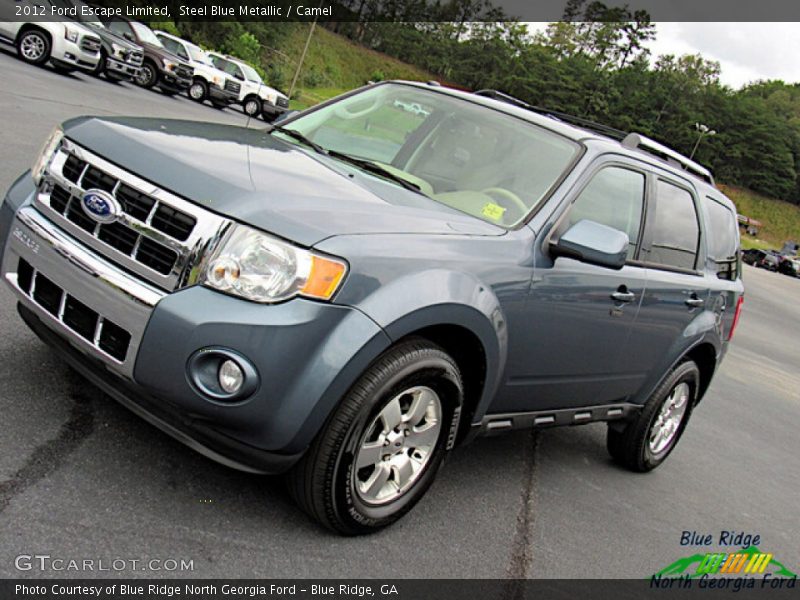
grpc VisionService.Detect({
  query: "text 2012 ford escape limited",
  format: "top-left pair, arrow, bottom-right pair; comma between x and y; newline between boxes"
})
0,82 -> 744,534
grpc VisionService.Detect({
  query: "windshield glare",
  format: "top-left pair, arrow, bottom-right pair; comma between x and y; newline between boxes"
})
283,84 -> 579,227
131,21 -> 161,46
239,63 -> 262,83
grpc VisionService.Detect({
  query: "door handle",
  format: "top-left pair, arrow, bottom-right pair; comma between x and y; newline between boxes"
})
685,295 -> 705,308
611,290 -> 636,303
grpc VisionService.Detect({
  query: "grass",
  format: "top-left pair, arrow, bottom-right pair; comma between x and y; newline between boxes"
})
718,183 -> 800,251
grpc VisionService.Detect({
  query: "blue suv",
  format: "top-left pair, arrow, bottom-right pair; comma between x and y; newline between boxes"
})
0,82 -> 744,534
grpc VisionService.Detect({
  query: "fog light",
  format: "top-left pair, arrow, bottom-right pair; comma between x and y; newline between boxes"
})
218,359 -> 244,394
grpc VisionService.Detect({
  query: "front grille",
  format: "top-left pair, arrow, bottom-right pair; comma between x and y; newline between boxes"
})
128,50 -> 143,66
81,36 -> 101,54
175,65 -> 193,80
17,258 -> 131,362
225,79 -> 241,94
276,96 -> 289,108
39,140 -> 229,291
50,183 -> 180,276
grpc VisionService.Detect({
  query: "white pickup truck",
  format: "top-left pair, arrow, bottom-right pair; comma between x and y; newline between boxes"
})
154,31 -> 240,108
206,51 -> 290,121
0,0 -> 101,72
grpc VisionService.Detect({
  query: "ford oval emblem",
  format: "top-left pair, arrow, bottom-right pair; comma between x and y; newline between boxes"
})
81,189 -> 120,224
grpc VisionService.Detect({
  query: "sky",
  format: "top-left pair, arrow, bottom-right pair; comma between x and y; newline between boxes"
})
527,22 -> 799,89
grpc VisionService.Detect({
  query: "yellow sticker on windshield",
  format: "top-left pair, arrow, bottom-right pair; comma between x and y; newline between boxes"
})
482,203 -> 506,221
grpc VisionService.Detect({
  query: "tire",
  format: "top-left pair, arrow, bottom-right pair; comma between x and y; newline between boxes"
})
188,79 -> 208,102
607,360 -> 699,472
17,29 -> 51,66
287,338 -> 463,535
243,96 -> 262,117
135,61 -> 157,89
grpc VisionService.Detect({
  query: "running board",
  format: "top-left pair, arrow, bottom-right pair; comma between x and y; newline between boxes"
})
479,403 -> 640,436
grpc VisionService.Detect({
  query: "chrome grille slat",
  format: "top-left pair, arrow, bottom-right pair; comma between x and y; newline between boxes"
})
38,139 -> 230,291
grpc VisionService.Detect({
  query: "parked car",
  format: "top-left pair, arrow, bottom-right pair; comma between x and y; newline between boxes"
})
56,0 -> 143,82
759,252 -> 780,271
0,0 -> 101,73
741,248 -> 765,266
153,31 -> 240,108
0,81 -> 744,534
101,17 -> 192,95
777,257 -> 800,277
206,51 -> 289,120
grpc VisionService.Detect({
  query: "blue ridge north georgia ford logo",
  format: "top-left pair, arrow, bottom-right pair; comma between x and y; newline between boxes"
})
81,189 -> 120,224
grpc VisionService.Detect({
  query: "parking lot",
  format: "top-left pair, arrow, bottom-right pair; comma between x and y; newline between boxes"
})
0,49 -> 798,579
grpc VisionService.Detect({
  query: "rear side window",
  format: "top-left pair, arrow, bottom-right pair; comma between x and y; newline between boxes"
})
644,180 -> 700,270
704,196 -> 740,280
562,166 -> 645,259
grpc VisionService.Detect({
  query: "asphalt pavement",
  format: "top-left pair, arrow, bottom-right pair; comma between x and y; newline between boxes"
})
0,49 -> 797,580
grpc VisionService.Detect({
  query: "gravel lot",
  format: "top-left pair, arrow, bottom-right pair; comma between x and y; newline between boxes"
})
0,49 -> 798,580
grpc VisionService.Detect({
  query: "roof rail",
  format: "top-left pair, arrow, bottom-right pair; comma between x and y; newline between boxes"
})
474,89 -> 628,140
622,133 -> 714,185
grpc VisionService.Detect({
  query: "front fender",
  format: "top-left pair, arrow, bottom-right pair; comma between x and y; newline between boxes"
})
339,268 -> 508,425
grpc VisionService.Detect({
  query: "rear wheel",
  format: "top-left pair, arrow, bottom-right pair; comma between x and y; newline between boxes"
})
17,30 -> 50,66
188,79 -> 208,102
135,61 -> 157,89
288,339 -> 462,535
607,360 -> 699,472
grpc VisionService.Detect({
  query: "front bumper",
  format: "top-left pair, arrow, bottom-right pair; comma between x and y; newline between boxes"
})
159,72 -> 191,91
51,39 -> 100,71
105,57 -> 141,79
1,174 -> 389,472
262,102 -> 289,117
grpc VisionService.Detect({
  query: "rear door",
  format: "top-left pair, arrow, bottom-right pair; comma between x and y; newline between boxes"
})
624,175 -> 710,385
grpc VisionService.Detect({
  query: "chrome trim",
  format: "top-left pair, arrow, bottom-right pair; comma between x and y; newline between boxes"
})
2,207 -> 166,379
37,139 -> 231,291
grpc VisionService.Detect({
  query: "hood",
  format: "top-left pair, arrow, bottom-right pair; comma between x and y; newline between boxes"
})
141,41 -> 183,64
61,117 -> 504,247
84,23 -> 140,50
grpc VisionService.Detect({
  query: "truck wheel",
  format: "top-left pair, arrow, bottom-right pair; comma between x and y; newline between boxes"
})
135,61 -> 157,89
243,96 -> 262,117
288,339 -> 463,535
17,30 -> 51,66
188,80 -> 208,102
607,360 -> 699,472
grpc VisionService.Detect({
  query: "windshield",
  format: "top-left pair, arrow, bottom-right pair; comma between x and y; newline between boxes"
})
281,83 -> 580,227
238,62 -> 262,83
130,21 -> 162,47
187,44 -> 208,63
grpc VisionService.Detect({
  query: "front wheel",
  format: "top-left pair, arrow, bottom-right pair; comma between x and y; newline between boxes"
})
135,62 -> 157,89
17,30 -> 51,65
188,80 -> 208,102
287,339 -> 463,535
607,360 -> 699,472
243,96 -> 262,117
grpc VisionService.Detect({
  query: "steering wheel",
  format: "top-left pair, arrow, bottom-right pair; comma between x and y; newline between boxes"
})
481,187 -> 528,216
334,96 -> 382,120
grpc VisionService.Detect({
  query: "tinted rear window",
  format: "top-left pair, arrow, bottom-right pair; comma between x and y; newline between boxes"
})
704,196 -> 740,280
643,180 -> 700,270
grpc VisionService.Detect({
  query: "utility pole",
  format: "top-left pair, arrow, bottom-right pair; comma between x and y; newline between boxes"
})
288,1 -> 324,99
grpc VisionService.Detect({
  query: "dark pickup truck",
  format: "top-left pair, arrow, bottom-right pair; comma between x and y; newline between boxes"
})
0,82 -> 744,534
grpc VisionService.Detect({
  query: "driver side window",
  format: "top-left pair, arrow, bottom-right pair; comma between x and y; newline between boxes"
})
562,166 -> 645,259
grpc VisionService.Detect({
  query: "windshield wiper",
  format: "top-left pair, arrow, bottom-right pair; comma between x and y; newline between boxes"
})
269,126 -> 423,194
269,125 -> 328,155
326,151 -> 423,194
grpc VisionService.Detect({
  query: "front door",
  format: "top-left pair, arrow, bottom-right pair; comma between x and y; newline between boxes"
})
498,162 -> 650,413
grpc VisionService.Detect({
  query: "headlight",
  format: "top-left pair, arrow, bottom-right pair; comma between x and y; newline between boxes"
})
111,43 -> 125,59
201,225 -> 347,303
64,27 -> 78,43
32,126 -> 64,186
162,58 -> 177,71
212,75 -> 222,86
264,91 -> 278,105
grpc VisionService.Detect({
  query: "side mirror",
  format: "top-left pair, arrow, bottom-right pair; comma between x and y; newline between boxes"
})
551,220 -> 629,270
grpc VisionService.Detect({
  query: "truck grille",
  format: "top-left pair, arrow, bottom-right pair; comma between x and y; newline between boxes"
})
37,139 -> 230,291
17,257 -> 131,362
224,79 -> 241,95
276,96 -> 289,109
175,64 -> 193,80
127,50 -> 143,66
80,36 -> 101,54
